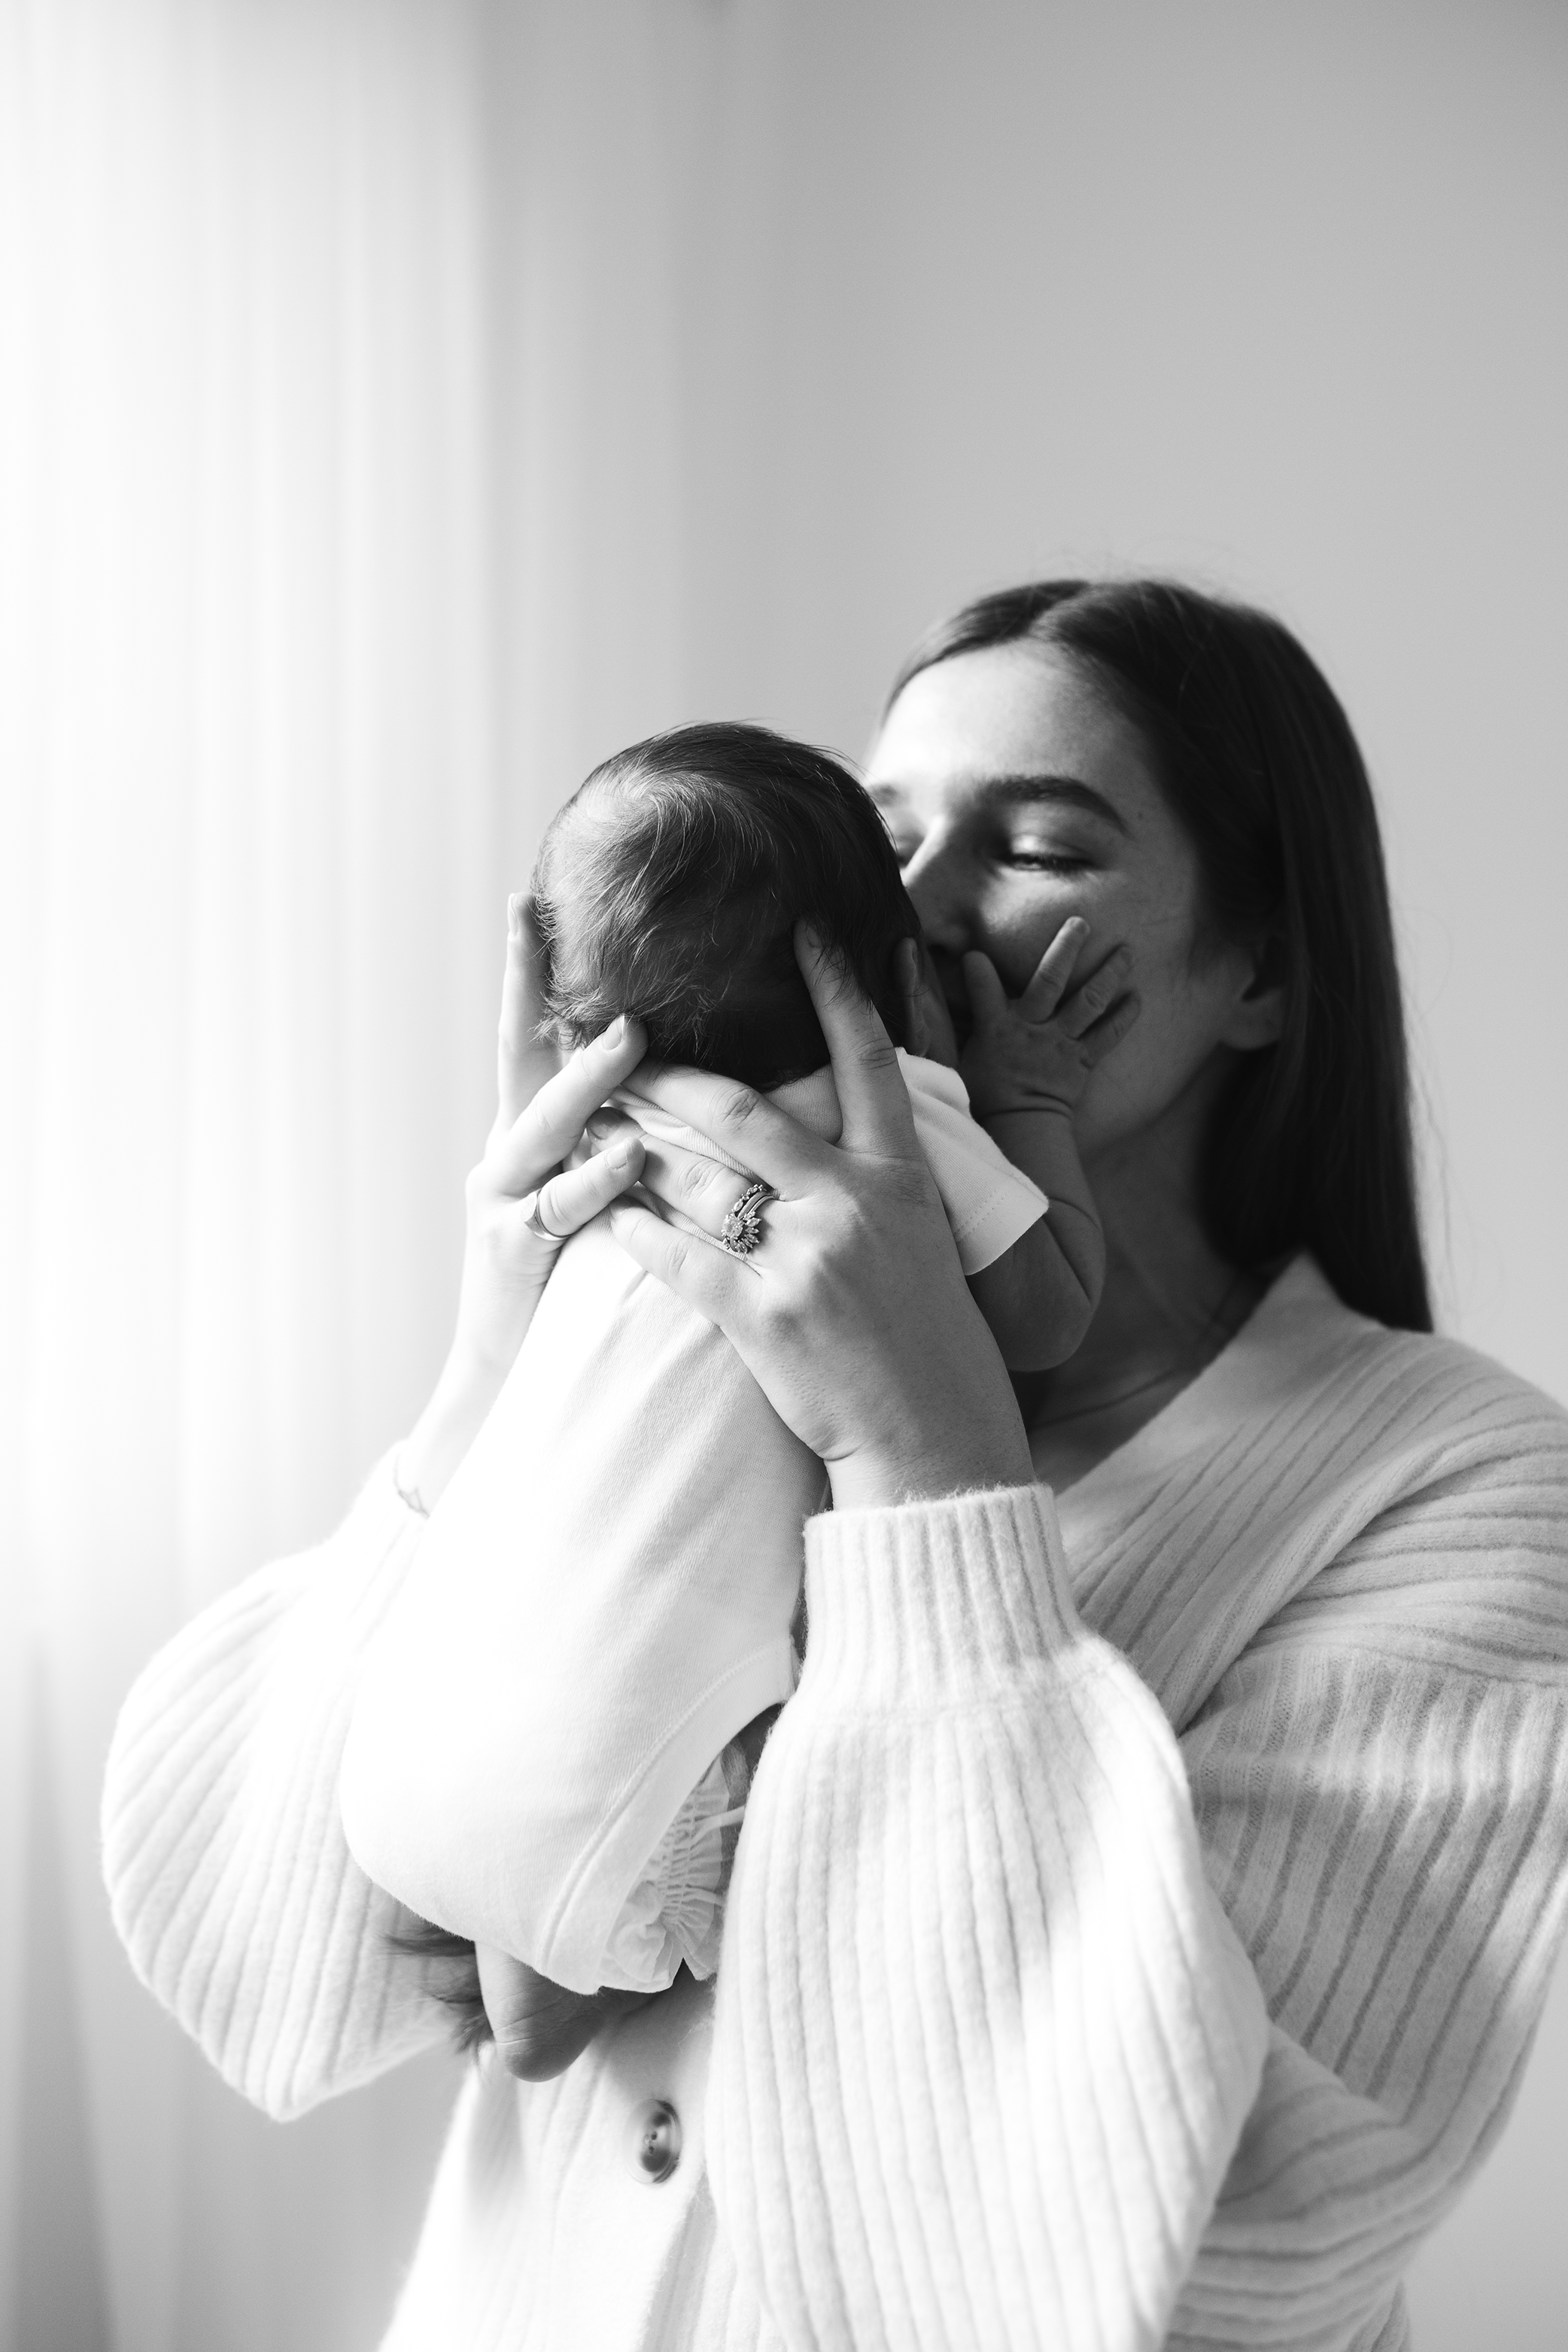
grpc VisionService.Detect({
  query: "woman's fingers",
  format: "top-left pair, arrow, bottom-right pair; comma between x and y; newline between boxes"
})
621,1066 -> 828,1196
496,896 -> 561,1132
489,1016 -> 647,1196
624,932 -> 919,1183
476,1946 -> 649,2081
634,1132 -> 759,1236
796,924 -> 919,1158
1016,916 -> 1089,1020
591,1110 -> 766,1239
530,1133 -> 646,1237
606,1196 -> 748,1325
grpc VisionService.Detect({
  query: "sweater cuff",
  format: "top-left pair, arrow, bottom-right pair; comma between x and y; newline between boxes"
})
800,1483 -> 1083,1710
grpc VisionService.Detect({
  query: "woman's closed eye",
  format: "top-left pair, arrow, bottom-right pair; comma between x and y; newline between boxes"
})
1002,840 -> 1092,874
993,819 -> 1103,874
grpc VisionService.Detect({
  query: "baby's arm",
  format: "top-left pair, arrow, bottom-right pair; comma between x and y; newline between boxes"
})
961,920 -> 1138,1371
967,1125 -> 1102,1372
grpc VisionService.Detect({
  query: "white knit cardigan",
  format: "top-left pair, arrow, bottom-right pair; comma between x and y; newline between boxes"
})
102,1260 -> 1568,2351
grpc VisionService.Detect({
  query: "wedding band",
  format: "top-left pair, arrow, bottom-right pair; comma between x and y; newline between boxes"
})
719,1180 -> 776,1258
520,1187 -> 567,1246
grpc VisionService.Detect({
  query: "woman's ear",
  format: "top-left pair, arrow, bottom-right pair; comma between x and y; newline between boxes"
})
893,935 -> 932,1057
1220,932 -> 1287,1053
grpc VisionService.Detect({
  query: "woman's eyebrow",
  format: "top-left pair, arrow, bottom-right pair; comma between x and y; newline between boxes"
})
976,774 -> 1131,834
865,773 -> 1130,836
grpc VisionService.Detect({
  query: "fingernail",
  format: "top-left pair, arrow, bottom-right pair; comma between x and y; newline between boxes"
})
609,1141 -> 640,1171
507,895 -> 521,937
600,1015 -> 626,1047
799,922 -> 823,956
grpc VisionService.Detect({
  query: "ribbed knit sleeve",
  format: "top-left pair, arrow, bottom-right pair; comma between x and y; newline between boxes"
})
708,1408 -> 1568,2352
707,1485 -> 1272,2352
1168,1404 -> 1568,2349
101,1456 -> 448,2120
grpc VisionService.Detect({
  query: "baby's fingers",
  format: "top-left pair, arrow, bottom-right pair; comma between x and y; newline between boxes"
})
1053,944 -> 1133,1040
1077,989 -> 1141,1067
960,950 -> 1010,1033
1017,916 -> 1090,1021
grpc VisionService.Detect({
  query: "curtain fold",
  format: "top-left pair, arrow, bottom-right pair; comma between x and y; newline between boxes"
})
0,2 -> 721,2344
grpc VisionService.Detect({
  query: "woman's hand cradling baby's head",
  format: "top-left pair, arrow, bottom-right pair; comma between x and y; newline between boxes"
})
457,891 -> 651,1369
394,895 -> 649,1512
607,925 -> 1032,1512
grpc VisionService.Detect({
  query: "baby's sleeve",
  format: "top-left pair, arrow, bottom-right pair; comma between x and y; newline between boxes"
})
597,1752 -> 741,1990
597,1708 -> 784,1992
901,1052 -> 1047,1274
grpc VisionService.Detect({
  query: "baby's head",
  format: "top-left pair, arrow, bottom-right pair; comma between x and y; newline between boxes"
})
533,721 -> 947,1089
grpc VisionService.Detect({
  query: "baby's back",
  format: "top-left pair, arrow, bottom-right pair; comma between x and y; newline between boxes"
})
339,1218 -> 817,1992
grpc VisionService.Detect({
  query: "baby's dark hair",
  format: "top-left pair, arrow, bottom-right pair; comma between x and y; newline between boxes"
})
532,721 -> 919,1090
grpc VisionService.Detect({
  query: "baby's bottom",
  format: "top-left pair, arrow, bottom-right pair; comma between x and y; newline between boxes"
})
389,1700 -> 785,2076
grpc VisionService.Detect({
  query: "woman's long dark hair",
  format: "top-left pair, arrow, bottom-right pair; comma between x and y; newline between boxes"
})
889,579 -> 1432,1332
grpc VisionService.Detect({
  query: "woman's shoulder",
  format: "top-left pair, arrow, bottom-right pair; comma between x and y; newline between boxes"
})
1237,1260 -> 1568,1676
1266,1256 -> 1568,1472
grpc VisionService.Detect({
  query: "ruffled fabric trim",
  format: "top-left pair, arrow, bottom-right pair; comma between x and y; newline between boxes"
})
598,1749 -> 748,1992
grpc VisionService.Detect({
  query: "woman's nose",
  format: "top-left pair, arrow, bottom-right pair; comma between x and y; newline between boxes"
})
902,834 -> 972,954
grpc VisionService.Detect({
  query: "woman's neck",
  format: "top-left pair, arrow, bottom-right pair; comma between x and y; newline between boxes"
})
1020,1072 -> 1264,1484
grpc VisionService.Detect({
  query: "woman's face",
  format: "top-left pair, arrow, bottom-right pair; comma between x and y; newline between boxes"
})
868,643 -> 1273,1164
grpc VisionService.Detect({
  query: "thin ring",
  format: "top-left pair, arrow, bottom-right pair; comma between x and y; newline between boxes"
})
719,1179 -> 776,1259
520,1187 -> 567,1247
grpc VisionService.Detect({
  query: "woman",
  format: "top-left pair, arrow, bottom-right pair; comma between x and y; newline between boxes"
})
105,580 -> 1568,2351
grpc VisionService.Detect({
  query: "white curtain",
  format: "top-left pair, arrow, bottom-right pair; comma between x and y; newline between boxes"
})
0,2 -> 720,2344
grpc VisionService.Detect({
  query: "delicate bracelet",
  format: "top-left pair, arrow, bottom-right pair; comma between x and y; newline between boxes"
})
393,1450 -> 430,1518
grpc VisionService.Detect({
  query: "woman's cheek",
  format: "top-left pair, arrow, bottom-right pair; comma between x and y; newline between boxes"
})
1074,949 -> 1236,1160
1072,1024 -> 1161,1159
986,882 -> 1099,989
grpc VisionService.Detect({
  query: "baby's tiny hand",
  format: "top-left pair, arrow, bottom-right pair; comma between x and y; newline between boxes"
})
959,919 -> 1140,1120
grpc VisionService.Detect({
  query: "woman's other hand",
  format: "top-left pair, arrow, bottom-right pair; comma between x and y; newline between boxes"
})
607,928 -> 1032,1512
475,1946 -> 651,2082
397,896 -> 647,1511
454,895 -> 646,1375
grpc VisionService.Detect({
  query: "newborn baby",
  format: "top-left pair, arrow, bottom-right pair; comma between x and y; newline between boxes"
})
341,722 -> 1119,2068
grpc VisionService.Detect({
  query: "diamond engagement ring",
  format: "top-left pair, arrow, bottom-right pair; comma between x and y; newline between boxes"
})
719,1179 -> 775,1258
